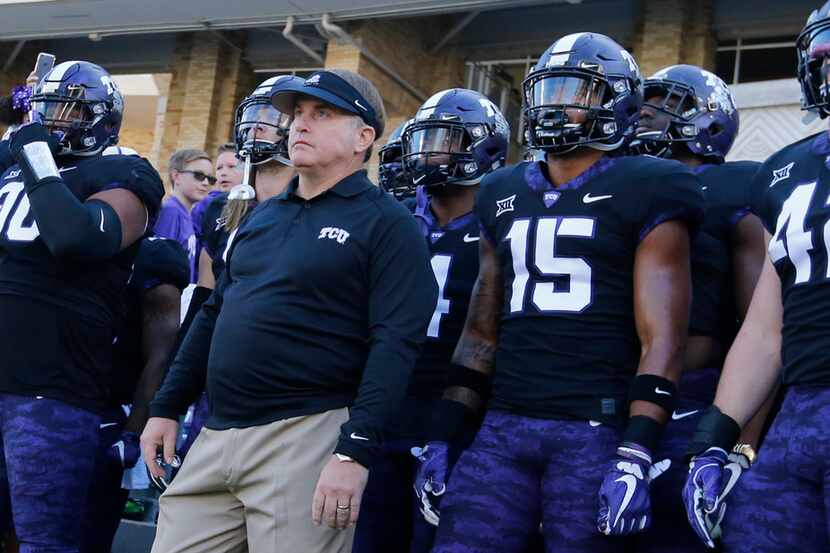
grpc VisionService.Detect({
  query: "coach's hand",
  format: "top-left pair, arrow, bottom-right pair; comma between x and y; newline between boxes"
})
141,416 -> 179,478
312,455 -> 369,530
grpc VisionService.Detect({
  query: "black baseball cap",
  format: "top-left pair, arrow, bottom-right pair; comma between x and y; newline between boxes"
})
270,70 -> 382,135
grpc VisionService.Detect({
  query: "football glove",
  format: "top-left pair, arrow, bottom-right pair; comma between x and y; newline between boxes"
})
148,453 -> 181,493
683,447 -> 750,548
597,443 -> 669,535
107,431 -> 140,469
411,441 -> 449,526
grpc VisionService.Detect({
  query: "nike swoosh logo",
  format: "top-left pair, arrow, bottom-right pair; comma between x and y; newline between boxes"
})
614,474 -> 637,529
59,166 -> 77,173
413,174 -> 426,184
582,193 -> 613,204
100,422 -> 118,429
99,209 -> 105,232
354,99 -> 368,111
463,233 -> 479,243
671,409 -> 700,421
655,387 -> 672,396
350,432 -> 369,441
720,462 -> 742,499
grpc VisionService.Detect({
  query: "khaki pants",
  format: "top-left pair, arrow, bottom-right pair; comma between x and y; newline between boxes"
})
151,408 -> 354,553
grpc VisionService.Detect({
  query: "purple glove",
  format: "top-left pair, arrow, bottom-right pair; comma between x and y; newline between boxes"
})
597,443 -> 669,535
411,441 -> 449,526
683,447 -> 736,549
107,431 -> 141,469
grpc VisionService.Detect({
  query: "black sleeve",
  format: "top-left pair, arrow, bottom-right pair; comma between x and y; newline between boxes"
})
333,214 -> 438,467
149,276 -> 226,420
136,238 -> 190,292
638,167 -> 705,241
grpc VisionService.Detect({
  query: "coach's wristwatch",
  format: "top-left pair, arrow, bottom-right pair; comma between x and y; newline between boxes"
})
335,453 -> 355,463
732,443 -> 757,466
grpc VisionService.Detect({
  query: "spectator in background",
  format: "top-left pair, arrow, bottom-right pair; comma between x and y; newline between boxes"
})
154,149 -> 213,281
214,142 -> 243,192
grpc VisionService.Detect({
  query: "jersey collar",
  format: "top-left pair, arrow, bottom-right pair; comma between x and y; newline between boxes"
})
525,157 -> 616,192
279,169 -> 373,201
413,185 -> 475,238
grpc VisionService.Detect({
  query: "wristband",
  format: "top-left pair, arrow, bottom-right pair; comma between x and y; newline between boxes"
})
446,363 -> 492,400
684,405 -> 741,460
628,374 -> 677,414
622,415 -> 663,453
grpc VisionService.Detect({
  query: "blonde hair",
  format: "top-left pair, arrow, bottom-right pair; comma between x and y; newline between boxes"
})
168,148 -> 210,188
327,69 -> 386,161
220,195 -> 253,232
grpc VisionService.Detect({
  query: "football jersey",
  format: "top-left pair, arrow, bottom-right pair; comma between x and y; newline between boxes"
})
0,153 -> 164,413
110,236 -> 189,405
754,131 -> 830,386
689,161 -> 760,340
476,157 -> 704,426
408,186 -> 480,396
201,192 -> 259,281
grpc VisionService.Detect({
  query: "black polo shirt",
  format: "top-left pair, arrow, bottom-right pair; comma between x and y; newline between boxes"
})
150,170 -> 437,466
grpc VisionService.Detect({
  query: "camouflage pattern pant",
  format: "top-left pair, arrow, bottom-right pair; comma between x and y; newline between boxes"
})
80,408 -> 129,553
721,386 -> 830,553
0,393 -> 100,553
432,410 -> 629,553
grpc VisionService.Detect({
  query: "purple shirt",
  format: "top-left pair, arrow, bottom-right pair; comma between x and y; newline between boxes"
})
154,196 -> 197,282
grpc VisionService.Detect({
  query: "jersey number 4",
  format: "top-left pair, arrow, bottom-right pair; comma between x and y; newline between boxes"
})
505,216 -> 595,313
0,181 -> 39,242
769,181 -> 829,285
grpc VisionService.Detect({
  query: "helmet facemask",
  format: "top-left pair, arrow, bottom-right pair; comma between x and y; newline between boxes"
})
31,84 -> 111,156
523,67 -> 628,154
234,98 -> 292,165
401,118 -> 492,191
630,80 -> 699,157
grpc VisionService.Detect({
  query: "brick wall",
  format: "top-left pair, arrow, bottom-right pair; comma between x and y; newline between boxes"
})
633,0 -> 716,78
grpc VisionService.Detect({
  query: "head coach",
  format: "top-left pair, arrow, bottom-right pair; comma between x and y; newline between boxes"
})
142,70 -> 437,553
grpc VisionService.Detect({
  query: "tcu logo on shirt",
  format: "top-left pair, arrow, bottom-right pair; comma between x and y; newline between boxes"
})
318,226 -> 350,245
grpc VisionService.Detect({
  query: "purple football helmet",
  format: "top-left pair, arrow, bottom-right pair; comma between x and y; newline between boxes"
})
30,60 -> 123,157
378,119 -> 412,199
401,88 -> 509,190
632,64 -> 739,162
797,0 -> 830,118
523,32 -> 643,155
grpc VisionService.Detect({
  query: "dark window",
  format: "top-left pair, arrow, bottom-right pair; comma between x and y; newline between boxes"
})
738,47 -> 797,82
716,50 -> 737,83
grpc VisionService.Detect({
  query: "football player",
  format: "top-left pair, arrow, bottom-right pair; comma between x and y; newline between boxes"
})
428,33 -> 704,553
378,120 -> 413,201
630,65 -> 767,552
352,89 -> 508,553
0,60 -> 164,552
681,3 -> 830,551
175,76 -> 299,461
81,235 -> 189,553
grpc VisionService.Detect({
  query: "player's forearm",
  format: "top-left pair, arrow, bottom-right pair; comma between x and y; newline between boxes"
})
737,383 -> 779,449
713,328 -> 781,428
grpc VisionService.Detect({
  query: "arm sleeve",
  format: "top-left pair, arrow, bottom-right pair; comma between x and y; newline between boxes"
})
333,214 -> 438,467
148,276 -> 226,420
